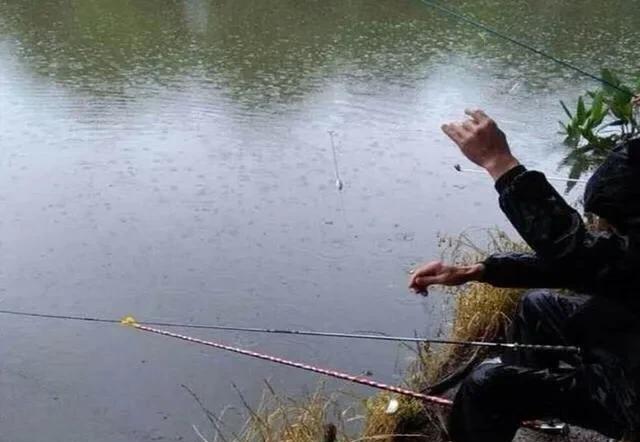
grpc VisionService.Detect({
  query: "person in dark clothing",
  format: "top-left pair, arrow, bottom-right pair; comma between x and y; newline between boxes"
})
408,108 -> 640,441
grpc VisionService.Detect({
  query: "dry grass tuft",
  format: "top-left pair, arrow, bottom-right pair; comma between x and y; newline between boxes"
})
377,228 -> 529,440
218,382 -> 354,442
189,383 -> 437,442
409,230 -> 526,392
360,393 -> 435,441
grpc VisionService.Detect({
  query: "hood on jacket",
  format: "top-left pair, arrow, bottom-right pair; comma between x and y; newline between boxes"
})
584,138 -> 640,233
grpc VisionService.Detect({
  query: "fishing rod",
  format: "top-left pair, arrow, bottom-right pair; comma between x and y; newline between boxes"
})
454,164 -> 589,185
414,0 -> 634,97
123,317 -> 453,406
0,308 -> 581,353
124,318 -> 570,435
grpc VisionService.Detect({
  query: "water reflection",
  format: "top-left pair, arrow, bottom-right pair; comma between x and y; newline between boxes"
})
2,0 -> 636,106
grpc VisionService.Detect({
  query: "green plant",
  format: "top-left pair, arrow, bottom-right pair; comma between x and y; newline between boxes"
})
559,69 -> 639,191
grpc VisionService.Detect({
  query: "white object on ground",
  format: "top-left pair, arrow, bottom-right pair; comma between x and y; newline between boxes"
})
385,398 -> 400,415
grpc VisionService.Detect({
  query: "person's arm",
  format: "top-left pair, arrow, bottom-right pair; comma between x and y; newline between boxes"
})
490,163 -> 632,293
442,109 -> 630,293
407,250 -> 584,293
482,252 -> 576,289
493,165 -> 591,261
409,110 -> 554,295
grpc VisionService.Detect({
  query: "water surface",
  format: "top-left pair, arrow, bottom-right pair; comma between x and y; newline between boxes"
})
0,0 -> 638,440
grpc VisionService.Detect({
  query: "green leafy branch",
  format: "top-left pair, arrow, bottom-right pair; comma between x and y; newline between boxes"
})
559,68 -> 639,191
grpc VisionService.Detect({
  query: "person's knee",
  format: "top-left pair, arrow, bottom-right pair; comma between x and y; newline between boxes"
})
451,364 -> 502,442
451,364 -> 523,442
458,363 -> 505,400
520,289 -> 553,309
518,290 -> 555,319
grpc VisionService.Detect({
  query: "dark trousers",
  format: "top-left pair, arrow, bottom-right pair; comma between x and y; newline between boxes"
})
448,290 -> 625,442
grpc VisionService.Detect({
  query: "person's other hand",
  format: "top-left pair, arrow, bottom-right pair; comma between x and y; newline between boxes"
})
408,261 -> 484,295
442,109 -> 519,180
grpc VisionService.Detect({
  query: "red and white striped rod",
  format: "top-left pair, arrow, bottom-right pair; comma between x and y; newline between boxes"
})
123,318 -> 569,435
122,317 -> 452,407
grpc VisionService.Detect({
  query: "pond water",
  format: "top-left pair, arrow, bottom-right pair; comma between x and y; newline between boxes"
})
0,0 -> 638,440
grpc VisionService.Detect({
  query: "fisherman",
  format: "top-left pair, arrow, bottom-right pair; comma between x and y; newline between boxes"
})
408,104 -> 640,442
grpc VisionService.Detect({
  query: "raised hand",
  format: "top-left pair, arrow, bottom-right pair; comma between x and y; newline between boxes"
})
442,109 -> 520,180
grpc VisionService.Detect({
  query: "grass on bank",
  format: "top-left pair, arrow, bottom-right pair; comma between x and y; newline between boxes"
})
190,229 -> 526,442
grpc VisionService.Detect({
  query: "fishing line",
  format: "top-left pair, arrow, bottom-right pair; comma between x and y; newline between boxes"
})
414,0 -> 633,96
0,308 -> 580,353
328,130 -> 344,191
453,164 -> 589,185
327,130 -> 352,238
0,309 -> 121,325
